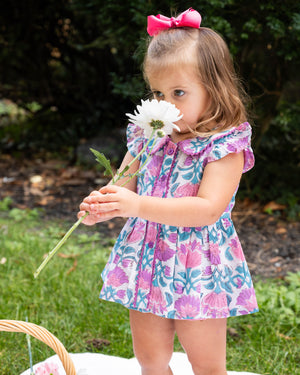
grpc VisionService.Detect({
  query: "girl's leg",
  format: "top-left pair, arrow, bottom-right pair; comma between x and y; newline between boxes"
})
175,318 -> 227,375
129,310 -> 175,375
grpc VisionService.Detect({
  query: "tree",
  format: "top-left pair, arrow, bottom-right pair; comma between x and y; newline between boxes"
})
0,0 -> 299,213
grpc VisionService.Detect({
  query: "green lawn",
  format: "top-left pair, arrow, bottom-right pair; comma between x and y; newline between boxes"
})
0,206 -> 299,375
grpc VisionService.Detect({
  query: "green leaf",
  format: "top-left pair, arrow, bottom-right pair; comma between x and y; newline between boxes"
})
90,148 -> 114,179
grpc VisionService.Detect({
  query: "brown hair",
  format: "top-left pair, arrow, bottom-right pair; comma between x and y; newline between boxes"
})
143,27 -> 249,136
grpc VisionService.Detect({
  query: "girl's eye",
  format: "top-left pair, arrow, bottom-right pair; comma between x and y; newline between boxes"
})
174,90 -> 185,97
153,91 -> 164,99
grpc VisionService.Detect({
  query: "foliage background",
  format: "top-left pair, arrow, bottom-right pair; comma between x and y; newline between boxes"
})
0,0 -> 299,215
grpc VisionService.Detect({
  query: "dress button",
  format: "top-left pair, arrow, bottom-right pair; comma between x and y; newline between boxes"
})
168,148 -> 174,155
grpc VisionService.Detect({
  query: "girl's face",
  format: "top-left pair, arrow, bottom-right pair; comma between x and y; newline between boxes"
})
148,66 -> 210,142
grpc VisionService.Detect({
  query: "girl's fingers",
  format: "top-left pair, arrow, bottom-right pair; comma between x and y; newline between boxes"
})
100,185 -> 119,194
83,191 -> 117,205
78,210 -> 119,225
83,193 -> 102,204
78,187 -> 121,225
77,210 -> 94,225
77,210 -> 86,218
79,202 -> 91,211
80,200 -> 118,214
96,202 -> 118,212
90,190 -> 103,196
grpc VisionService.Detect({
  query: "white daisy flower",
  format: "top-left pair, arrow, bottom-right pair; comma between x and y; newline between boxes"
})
126,99 -> 182,138
34,99 -> 182,279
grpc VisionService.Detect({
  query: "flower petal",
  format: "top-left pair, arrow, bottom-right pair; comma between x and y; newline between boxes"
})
126,99 -> 182,138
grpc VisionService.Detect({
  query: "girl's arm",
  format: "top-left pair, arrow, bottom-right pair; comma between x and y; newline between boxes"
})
78,151 -> 139,225
82,152 -> 244,227
111,150 -> 139,190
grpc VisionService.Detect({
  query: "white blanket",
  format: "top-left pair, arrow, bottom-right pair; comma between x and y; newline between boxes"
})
20,352 -> 261,375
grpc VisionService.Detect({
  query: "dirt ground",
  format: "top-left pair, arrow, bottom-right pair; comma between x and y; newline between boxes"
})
1,154 -> 299,280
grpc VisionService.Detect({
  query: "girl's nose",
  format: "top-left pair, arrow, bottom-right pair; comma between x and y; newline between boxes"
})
164,96 -> 174,105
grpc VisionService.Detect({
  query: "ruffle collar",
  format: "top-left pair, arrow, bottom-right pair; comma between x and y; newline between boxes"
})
150,122 -> 251,156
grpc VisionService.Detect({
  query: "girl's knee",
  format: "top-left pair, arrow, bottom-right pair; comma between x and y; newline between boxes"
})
188,358 -> 227,375
135,350 -> 173,374
130,311 -> 175,373
191,366 -> 227,375
134,345 -> 172,367
175,318 -> 227,375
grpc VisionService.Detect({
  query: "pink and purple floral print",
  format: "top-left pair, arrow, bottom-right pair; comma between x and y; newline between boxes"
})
100,122 -> 258,320
35,362 -> 60,375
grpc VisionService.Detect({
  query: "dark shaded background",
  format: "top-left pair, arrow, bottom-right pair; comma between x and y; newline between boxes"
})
0,0 -> 299,217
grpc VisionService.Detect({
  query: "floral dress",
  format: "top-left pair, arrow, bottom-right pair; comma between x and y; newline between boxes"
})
99,122 -> 259,320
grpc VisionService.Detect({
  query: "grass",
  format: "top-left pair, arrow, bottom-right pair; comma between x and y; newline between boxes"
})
0,206 -> 299,375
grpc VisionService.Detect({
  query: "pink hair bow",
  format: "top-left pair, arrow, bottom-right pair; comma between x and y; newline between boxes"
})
147,8 -> 202,36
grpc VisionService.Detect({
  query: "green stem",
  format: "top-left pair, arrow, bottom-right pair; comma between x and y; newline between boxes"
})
34,212 -> 88,279
26,317 -> 34,375
34,129 -> 158,278
114,129 -> 156,184
120,134 -> 158,187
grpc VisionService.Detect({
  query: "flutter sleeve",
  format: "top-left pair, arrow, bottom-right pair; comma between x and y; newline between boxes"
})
126,123 -> 146,159
206,122 -> 255,173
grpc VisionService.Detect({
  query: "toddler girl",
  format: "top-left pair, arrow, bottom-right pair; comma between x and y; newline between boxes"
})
78,8 -> 258,375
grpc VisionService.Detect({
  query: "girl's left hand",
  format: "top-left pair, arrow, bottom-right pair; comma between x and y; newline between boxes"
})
80,185 -> 140,220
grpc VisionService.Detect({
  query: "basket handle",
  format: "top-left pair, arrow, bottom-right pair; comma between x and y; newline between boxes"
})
0,320 -> 76,375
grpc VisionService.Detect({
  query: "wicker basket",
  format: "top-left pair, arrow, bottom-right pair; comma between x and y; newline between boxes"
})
0,320 -> 76,375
